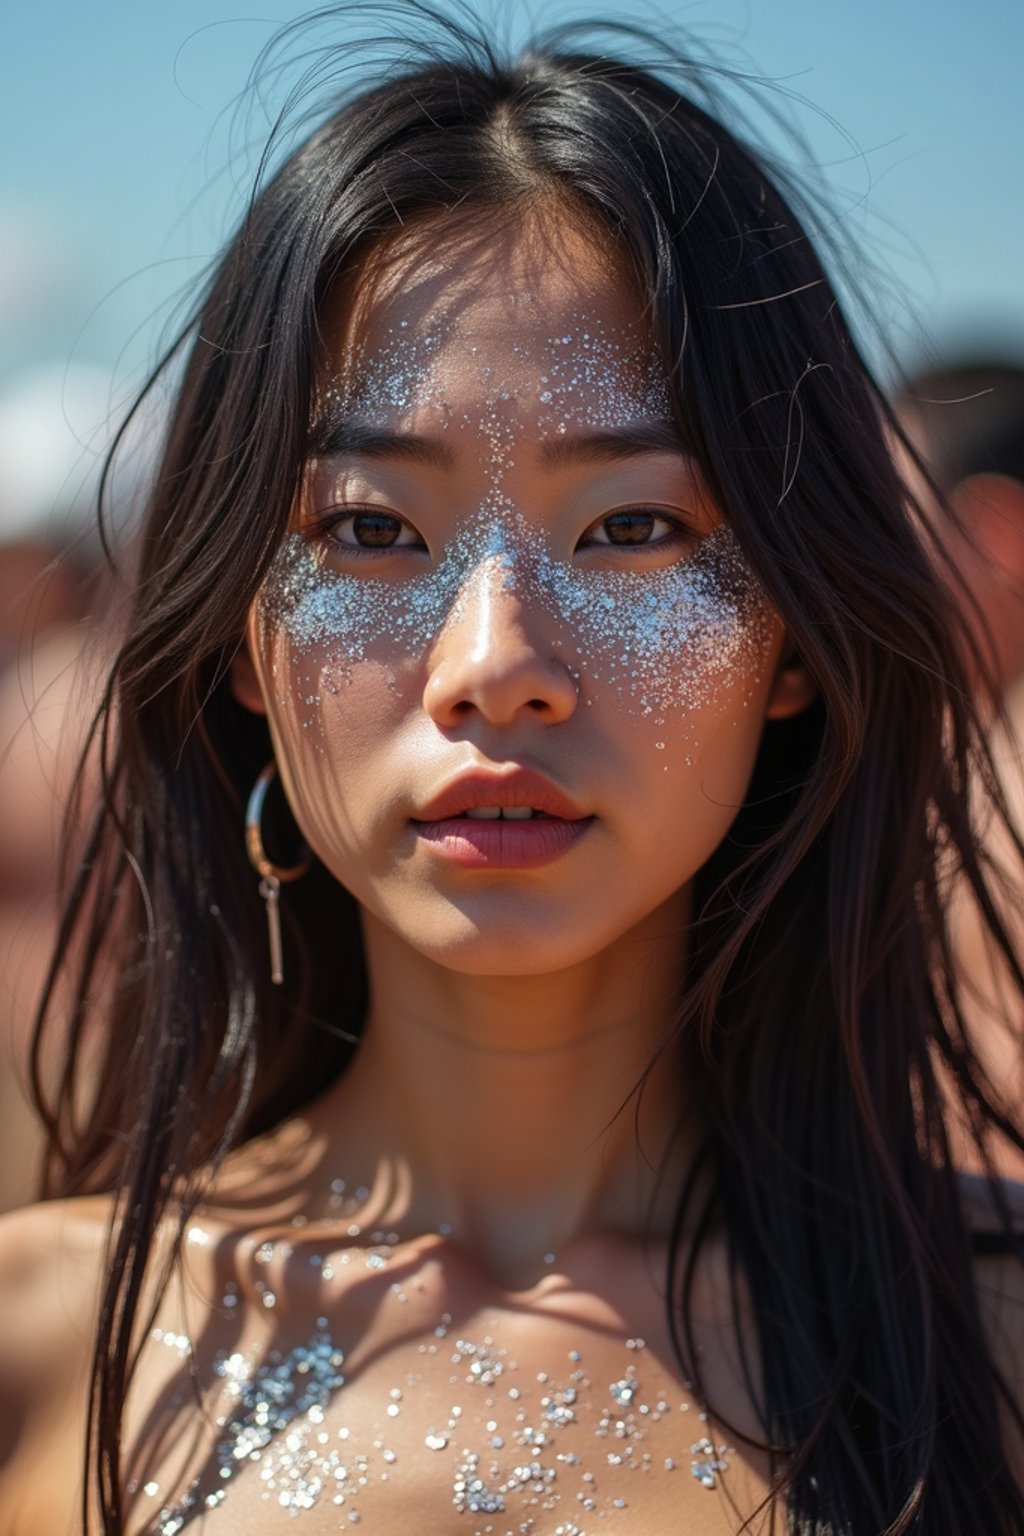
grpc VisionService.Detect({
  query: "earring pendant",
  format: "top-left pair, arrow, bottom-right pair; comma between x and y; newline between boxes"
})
244,761 -> 311,986
259,874 -> 284,985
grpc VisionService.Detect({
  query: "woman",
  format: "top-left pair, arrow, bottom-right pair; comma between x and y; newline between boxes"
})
2,11 -> 1023,1534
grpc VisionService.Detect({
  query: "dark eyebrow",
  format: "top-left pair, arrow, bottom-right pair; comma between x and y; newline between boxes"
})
308,418 -> 456,470
538,421 -> 688,468
307,416 -> 687,470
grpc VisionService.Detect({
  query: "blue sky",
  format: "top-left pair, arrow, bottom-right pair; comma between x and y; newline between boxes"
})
2,0 -> 1023,400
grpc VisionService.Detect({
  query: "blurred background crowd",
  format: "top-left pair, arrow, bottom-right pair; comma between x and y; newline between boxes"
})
2,0 -> 1023,1211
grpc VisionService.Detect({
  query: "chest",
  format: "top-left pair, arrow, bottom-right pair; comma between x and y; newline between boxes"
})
123,1261 -> 770,1535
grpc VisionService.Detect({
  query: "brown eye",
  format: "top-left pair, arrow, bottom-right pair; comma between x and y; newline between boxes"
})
351,512 -> 404,547
601,511 -> 658,545
579,506 -> 691,556
320,509 -> 423,551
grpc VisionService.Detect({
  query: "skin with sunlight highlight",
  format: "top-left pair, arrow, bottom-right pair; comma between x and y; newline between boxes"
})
233,214 -> 811,978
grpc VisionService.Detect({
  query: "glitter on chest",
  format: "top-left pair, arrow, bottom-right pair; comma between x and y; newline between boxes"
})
151,1319 -> 730,1534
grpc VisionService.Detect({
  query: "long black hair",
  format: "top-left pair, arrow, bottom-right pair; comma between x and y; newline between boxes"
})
33,6 -> 1024,1531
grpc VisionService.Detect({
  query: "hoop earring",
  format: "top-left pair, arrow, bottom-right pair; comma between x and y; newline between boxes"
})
245,761 -> 312,985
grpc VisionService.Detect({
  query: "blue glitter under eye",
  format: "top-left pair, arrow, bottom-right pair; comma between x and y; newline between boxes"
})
257,315 -> 772,721
261,518 -> 770,723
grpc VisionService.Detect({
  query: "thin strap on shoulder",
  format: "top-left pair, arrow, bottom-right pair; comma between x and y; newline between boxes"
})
959,1170 -> 1024,1256
972,1228 -> 1024,1257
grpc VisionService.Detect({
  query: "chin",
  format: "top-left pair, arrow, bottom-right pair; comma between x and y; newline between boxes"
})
395,904 -> 624,977
427,944 -> 597,978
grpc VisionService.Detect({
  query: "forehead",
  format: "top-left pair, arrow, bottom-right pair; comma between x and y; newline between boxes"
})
320,210 -> 658,396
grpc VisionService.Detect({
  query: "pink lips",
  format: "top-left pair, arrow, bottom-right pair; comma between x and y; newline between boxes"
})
411,769 -> 592,870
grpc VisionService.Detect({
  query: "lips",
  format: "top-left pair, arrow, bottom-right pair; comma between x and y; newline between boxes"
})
414,769 -> 587,824
411,769 -> 592,869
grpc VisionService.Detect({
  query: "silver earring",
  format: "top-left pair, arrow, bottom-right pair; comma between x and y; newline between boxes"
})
244,761 -> 311,985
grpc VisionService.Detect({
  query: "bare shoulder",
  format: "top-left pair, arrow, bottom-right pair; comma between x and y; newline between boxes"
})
0,1196 -> 111,1521
0,1196 -> 110,1362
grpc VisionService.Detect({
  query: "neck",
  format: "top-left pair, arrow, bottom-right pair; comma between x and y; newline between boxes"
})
308,891 -> 696,1287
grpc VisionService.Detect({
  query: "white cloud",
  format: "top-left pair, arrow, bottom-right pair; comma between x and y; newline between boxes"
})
0,362 -> 117,539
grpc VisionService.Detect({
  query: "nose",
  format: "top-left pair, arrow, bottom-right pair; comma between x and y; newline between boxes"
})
423,556 -> 578,730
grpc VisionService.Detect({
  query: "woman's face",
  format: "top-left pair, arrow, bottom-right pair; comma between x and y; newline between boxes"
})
237,212 -> 805,974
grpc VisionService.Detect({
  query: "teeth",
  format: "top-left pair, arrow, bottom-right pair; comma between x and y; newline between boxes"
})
463,807 -> 538,820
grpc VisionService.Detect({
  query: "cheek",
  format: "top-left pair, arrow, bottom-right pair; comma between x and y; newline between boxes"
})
255,534 -> 424,698
251,534 -> 443,885
249,614 -> 412,887
609,702 -> 771,925
539,527 -> 775,729
253,534 -> 431,741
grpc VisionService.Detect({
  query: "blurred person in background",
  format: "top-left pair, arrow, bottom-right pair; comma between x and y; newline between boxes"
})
0,362 -> 126,1211
0,363 -> 107,666
898,357 -> 1024,1172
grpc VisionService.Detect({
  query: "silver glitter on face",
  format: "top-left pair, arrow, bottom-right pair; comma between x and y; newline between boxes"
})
252,313 -> 773,729
332,319 -> 672,433
260,517 -> 768,725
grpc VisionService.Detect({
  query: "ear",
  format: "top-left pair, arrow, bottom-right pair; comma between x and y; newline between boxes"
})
229,636 -> 268,716
764,640 -> 818,721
